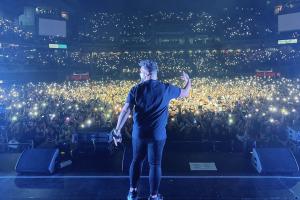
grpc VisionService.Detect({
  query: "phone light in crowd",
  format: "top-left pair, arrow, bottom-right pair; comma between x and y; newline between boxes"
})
42,102 -> 47,107
228,118 -> 234,125
0,80 -> 3,84
68,106 -> 72,109
269,106 -> 277,112
15,103 -> 22,109
80,124 -> 85,129
11,116 -> 18,122
267,97 -> 273,101
269,118 -> 275,123
292,109 -> 296,113
94,108 -> 98,112
255,109 -> 259,112
50,114 -> 56,120
262,113 -> 266,116
281,108 -> 289,116
86,119 -> 92,126
171,118 -> 175,122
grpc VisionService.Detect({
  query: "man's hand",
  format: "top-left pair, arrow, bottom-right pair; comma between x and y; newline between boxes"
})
181,72 -> 190,83
112,128 -> 122,146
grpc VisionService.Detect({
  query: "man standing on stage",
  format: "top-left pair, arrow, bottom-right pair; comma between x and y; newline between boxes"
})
112,60 -> 191,200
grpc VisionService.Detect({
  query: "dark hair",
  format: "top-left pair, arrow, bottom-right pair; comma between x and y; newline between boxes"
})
138,60 -> 158,74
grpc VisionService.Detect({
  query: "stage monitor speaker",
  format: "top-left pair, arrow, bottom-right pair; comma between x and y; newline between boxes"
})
15,148 -> 59,174
251,147 -> 299,174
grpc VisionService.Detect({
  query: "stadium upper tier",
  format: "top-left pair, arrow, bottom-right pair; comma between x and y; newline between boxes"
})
0,9 -> 277,43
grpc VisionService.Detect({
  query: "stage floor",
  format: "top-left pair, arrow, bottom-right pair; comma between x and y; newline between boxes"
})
1,141 -> 300,199
0,175 -> 300,199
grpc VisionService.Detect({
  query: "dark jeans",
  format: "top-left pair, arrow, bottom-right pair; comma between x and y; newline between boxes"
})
129,138 -> 166,195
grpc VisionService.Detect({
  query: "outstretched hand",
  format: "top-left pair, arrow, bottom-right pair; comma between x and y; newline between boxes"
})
180,72 -> 190,83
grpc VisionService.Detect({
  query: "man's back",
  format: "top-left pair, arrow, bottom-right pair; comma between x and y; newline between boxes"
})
126,79 -> 180,140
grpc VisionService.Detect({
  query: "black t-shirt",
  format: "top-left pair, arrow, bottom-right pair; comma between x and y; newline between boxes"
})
126,79 -> 181,140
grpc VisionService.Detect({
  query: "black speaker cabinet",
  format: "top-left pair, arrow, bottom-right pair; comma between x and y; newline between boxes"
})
251,147 -> 299,174
15,148 -> 59,174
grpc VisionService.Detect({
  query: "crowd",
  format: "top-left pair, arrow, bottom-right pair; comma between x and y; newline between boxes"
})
75,9 -> 275,42
0,17 -> 33,41
1,46 -> 300,78
1,76 -> 299,147
0,8 -> 300,149
0,9 -> 277,44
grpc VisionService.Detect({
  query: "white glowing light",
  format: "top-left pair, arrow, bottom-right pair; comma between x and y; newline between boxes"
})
281,108 -> 289,116
86,119 -> 92,126
11,116 -> 17,122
